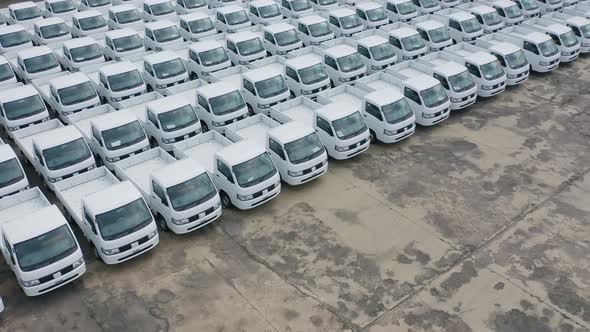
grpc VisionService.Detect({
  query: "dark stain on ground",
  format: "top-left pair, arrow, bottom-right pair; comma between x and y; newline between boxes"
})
403,242 -> 431,265
333,208 -> 361,225
439,261 -> 478,296
491,309 -> 553,332
494,282 -> 505,290
548,276 -> 590,322
403,309 -> 473,332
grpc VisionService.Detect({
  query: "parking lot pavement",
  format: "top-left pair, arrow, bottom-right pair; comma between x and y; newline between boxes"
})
0,56 -> 589,331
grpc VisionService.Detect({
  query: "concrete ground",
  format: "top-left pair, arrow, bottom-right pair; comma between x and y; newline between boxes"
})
0,51 -> 589,330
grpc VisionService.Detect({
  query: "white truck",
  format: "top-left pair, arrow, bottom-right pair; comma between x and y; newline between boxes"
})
55,37 -> 106,72
316,84 -> 416,143
0,55 -> 19,88
498,25 -> 561,72
0,25 -> 33,56
535,0 -> 563,13
142,0 -> 178,22
31,17 -> 73,46
224,29 -> 267,65
194,81 -> 249,132
482,0 -> 525,26
107,4 -> 145,31
70,10 -> 109,38
380,0 -> 419,22
284,46 -> 334,98
443,43 -> 507,97
33,72 -> 101,120
173,130 -> 281,209
411,0 -> 441,14
0,85 -> 51,137
350,30 -> 398,74
270,97 -> 370,159
457,2 -> 505,33
140,51 -> 194,96
319,7 -> 364,37
293,14 -> 335,46
178,12 -> 218,42
0,188 -> 85,296
475,34 -> 530,85
319,38 -> 368,86
248,0 -> 283,26
77,0 -> 113,14
10,46 -> 63,83
512,0 -> 541,18
102,28 -> 146,61
54,167 -> 159,264
215,5 -> 251,33
360,68 -> 450,125
262,21 -> 303,56
410,15 -> 454,52
186,39 -> 232,81
41,0 -> 79,21
0,144 -> 29,198
87,61 -> 147,109
225,113 -> 328,185
523,17 -> 581,62
563,3 -> 590,19
280,0 -> 314,19
412,53 -> 478,109
114,148 -> 221,233
13,120 -> 96,190
144,20 -> 185,51
378,22 -> 428,60
432,8 -> 484,44
544,11 -> 590,53
3,2 -> 44,29
355,1 -> 389,29
176,0 -> 209,14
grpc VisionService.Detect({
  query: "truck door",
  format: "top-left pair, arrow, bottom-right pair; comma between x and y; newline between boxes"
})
363,101 -> 383,137
268,137 -> 288,178
215,159 -> 235,204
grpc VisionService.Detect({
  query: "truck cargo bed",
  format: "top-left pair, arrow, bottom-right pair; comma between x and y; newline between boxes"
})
173,132 -> 231,174
0,188 -> 50,224
114,149 -> 175,195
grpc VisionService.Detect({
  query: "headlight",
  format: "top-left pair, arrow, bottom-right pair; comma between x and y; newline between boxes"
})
257,103 -> 270,109
48,177 -> 63,183
371,65 -> 383,70
481,85 -> 493,90
402,55 -> 412,60
539,61 -> 551,66
162,137 -> 175,144
142,146 -> 149,152
506,74 -> 518,79
384,129 -> 398,136
111,97 -> 122,102
334,145 -> 349,152
147,230 -> 158,239
277,50 -> 287,55
238,60 -> 250,65
237,193 -> 253,201
115,56 -> 122,61
450,97 -> 461,102
171,218 -> 190,225
310,41 -> 320,46
42,117 -> 50,122
288,170 -> 304,177
227,29 -> 236,33
212,120 -> 224,126
7,126 -> 19,131
462,37 -> 473,41
301,89 -> 311,95
339,77 -> 351,82
422,112 -> 435,119
62,111 -> 73,116
20,279 -> 40,287
201,71 -> 210,76
156,84 -> 167,89
101,247 -> 120,255
582,42 -> 590,47
106,156 -> 120,162
156,46 -> 163,51
72,257 -> 84,268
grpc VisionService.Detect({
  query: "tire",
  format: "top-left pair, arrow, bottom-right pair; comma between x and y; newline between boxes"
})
90,242 -> 103,263
267,51 -> 272,57
290,90 -> 296,99
220,191 -> 232,209
95,155 -> 104,167
147,84 -> 153,92
150,138 -> 158,148
201,121 -> 209,132
369,130 -> 377,144
330,80 -> 335,88
190,72 -> 198,80
157,214 -> 169,232
247,104 -> 254,116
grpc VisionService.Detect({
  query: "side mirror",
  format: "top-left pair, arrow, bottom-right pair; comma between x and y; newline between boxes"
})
9,253 -> 15,265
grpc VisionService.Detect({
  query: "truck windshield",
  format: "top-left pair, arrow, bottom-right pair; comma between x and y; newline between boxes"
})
40,23 -> 70,39
43,138 -> 92,170
284,132 -> 324,164
2,95 -> 46,120
226,11 -> 249,25
102,121 -> 146,150
0,31 -> 30,48
183,0 -> 207,8
337,53 -> 364,72
299,63 -> 328,84
382,99 -> 413,123
107,70 -> 144,92
520,0 -> 539,10
275,29 -> 300,46
538,40 -> 559,57
505,50 -> 528,69
560,31 -> 579,47
58,82 -> 97,106
14,225 -> 77,272
23,54 -> 60,74
0,64 -> 14,82
113,35 -> 143,52
167,173 -> 217,211
461,18 -> 482,33
158,105 -> 199,132
448,70 -> 475,92
232,152 -> 277,188
237,38 -> 264,55
366,8 -> 387,21
482,12 -> 502,26
188,18 -> 215,33
255,75 -> 288,98
504,5 -> 522,18
309,22 -> 332,37
420,84 -> 448,108
318,0 -> 337,5
480,60 -> 504,80
0,158 -> 25,187
291,0 -> 312,11
153,59 -> 186,79
581,24 -> 590,38
333,111 -> 367,139
150,2 -> 175,15
259,4 -> 281,18
14,7 -> 43,21
89,0 -> 111,7
95,198 -> 152,241
420,0 -> 438,8
199,47 -> 229,66
79,15 -> 107,31
70,44 -> 103,63
340,14 -> 362,29
51,0 -> 76,13
116,9 -> 142,24
429,26 -> 451,43
154,26 -> 181,42
370,43 -> 396,61
401,34 -> 425,51
210,90 -> 245,115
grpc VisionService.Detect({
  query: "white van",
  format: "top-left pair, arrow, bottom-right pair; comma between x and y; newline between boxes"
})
523,17 -> 581,62
0,144 -> 29,198
410,15 -> 454,52
544,11 -> 590,53
497,25 -> 561,72
475,34 -> 530,85
432,8 -> 484,43
0,85 -> 51,137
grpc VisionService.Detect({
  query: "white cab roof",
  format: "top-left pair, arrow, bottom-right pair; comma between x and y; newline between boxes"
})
365,88 -> 403,106
413,19 -> 444,30
144,50 -> 179,65
493,0 -> 519,8
9,1 -> 38,10
147,95 -> 191,114
100,61 -> 138,76
217,5 -> 246,14
217,140 -> 266,166
18,45 -> 53,59
462,50 -> 495,65
251,0 -> 276,7
358,35 -> 388,48
265,23 -> 295,34
153,158 -> 207,188
2,205 -> 66,245
63,37 -> 97,49
92,109 -> 138,132
0,25 -> 27,35
110,4 -> 138,13
0,144 -> 18,163
0,85 -> 39,103
356,2 -> 382,10
33,125 -> 84,151
286,53 -> 322,69
51,72 -> 92,90
243,65 -> 282,82
145,0 -> 172,5
543,23 -> 571,34
35,17 -> 67,28
106,27 -> 138,39
468,5 -> 495,14
435,61 -> 466,76
146,20 -> 176,31
198,81 -> 237,98
299,15 -> 326,25
227,31 -> 260,43
406,74 -> 438,89
390,27 -> 419,38
190,40 -> 223,53
489,41 -> 519,54
74,10 -> 104,20
83,181 -> 142,215
324,44 -> 356,58
179,12 -> 211,22
330,7 -> 355,18
269,121 -> 314,143
316,101 -> 357,121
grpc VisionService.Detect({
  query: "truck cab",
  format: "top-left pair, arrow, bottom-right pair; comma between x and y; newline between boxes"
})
379,23 -> 428,60
0,145 -> 29,198
194,81 -> 249,132
433,8 -> 484,44
187,40 -> 231,81
498,25 -> 561,72
42,0 -> 78,20
0,25 -> 33,55
143,0 -> 178,22
0,85 -> 50,136
524,17 -> 581,62
144,20 -> 184,51
103,28 -> 146,60
411,0 -> 441,14
176,0 -> 209,14
309,0 -> 339,11
457,2 -> 505,33
12,46 -> 63,83
93,61 -> 147,108
280,0 -> 313,19
142,51 -> 190,95
382,0 -> 418,22
248,0 -> 283,26
225,30 -> 267,65
0,191 -> 85,296
5,2 -> 44,29
484,0 -> 525,26
178,12 -> 217,42
355,1 -> 389,29
225,114 -> 328,185
350,30 -> 398,73
32,17 -> 73,46
71,10 -> 109,38
215,5 -> 251,32
321,7 -> 364,37
0,56 -> 18,88
410,15 -> 453,52
513,0 -> 541,18
295,14 -> 335,46
320,38 -> 368,86
56,37 -> 106,72
240,58 -> 291,115
284,47 -> 333,98
108,4 -> 145,31
77,0 -> 113,15
263,21 -> 303,55
535,0 -> 563,13
544,12 -> 590,53
475,34 -> 530,85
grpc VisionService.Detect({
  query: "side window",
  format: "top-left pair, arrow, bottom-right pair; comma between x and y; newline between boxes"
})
433,73 -> 449,89
146,29 -> 154,40
389,36 -> 402,49
217,160 -> 233,180
109,11 -> 116,21
465,63 -> 481,78
449,20 -> 462,31
143,4 -> 150,13
387,3 -> 397,13
269,138 -> 285,159
63,47 -> 70,59
325,55 -> 338,69
3,237 -> 11,257
411,0 -> 420,6
180,20 -> 189,31
147,111 -> 159,128
282,0 -> 292,9
250,6 -> 259,16
83,207 -> 96,233
316,116 -> 333,135
243,79 -> 256,95
190,50 -> 200,63
73,18 -> 79,28
329,16 -> 340,27
365,102 -> 383,120
198,95 -> 210,111
492,53 -> 506,67
549,34 -> 561,46
99,73 -> 108,86
571,26 -> 581,37
286,66 -> 299,82
418,29 -> 429,41
497,8 -> 506,17
404,87 -> 421,105
298,23 -> 309,35
34,147 -> 44,165
356,9 -> 367,20
515,1 -> 522,9
144,63 -> 154,75
217,13 -> 226,24
358,45 -> 371,58
227,41 -> 237,53
153,181 -> 168,206
106,37 -> 113,49
92,126 -> 102,145
265,31 -> 275,44
50,87 -> 59,101
524,41 -> 538,54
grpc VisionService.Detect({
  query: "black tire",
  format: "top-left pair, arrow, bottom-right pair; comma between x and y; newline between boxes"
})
95,155 -> 104,167
369,130 -> 377,144
157,214 -> 169,232
267,51 -> 272,57
290,90 -> 296,99
150,138 -> 158,149
330,80 -> 335,88
247,104 -> 254,116
220,191 -> 232,209
90,242 -> 103,263
147,84 -> 153,92
190,72 -> 198,80
201,121 -> 209,132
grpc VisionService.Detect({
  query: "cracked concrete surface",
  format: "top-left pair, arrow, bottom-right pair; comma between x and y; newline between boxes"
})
0,50 -> 589,331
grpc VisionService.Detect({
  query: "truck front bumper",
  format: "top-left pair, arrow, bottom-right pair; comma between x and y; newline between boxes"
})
233,184 -> 281,210
283,161 -> 328,186
101,235 -> 159,265
379,123 -> 416,144
22,263 -> 86,296
169,205 -> 222,234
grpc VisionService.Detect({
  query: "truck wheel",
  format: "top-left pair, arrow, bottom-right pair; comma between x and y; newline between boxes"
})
147,84 -> 153,92
150,138 -> 158,148
290,90 -> 295,99
95,155 -> 103,167
220,192 -> 232,209
156,214 -> 169,232
369,130 -> 376,144
201,121 -> 209,132
90,243 -> 103,262
190,72 -> 198,80
247,104 -> 254,116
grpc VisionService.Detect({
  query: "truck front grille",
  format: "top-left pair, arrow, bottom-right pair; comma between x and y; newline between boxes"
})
397,124 -> 414,134
349,138 -> 367,150
187,206 -> 216,222
223,114 -> 247,126
171,130 -> 200,143
38,264 -> 75,285
118,235 -> 150,253
117,147 -> 148,161
302,161 -> 325,175
61,166 -> 91,181
252,183 -> 276,199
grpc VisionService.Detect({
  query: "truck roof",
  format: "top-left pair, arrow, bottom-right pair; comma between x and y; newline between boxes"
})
390,26 -> 420,38
453,50 -> 495,65
145,20 -> 177,31
106,27 -> 138,39
298,15 -> 326,25
486,41 -> 519,54
74,10 -> 103,20
153,158 -> 207,189
35,17 -> 66,28
63,37 -> 97,49
100,61 -> 137,77
442,11 -> 474,21
179,11 -> 211,22
144,50 -> 180,65
250,0 -> 276,7
330,7 -> 355,18
50,72 -> 92,90
217,5 -> 245,14
465,4 -> 495,14
243,64 -> 282,82
324,44 -> 356,58
110,4 -> 137,13
316,101 -> 357,121
265,22 -> 295,34
2,205 -> 66,245
286,53 -> 322,70
0,24 -> 27,35
33,125 -> 84,151
83,181 -> 141,215
366,87 -> 403,106
356,1 -> 382,10
227,31 -> 260,43
491,0 -> 519,8
9,1 -> 38,10
412,18 -> 444,30
147,95 -> 192,115
217,140 -> 266,166
145,0 -> 172,5
197,81 -> 237,98
358,35 -> 388,48
18,45 -> 53,59
0,84 -> 39,103
564,15 -> 590,26
0,144 -> 18,163
431,61 -> 465,76
190,39 -> 223,53
269,121 -> 314,143
531,22 -> 570,34
92,109 -> 138,132
46,0 -> 74,4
